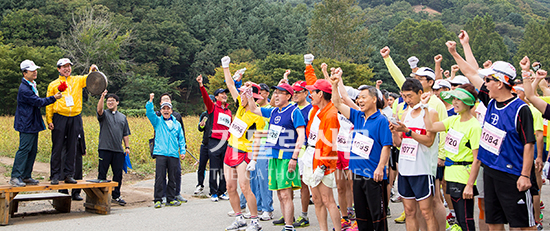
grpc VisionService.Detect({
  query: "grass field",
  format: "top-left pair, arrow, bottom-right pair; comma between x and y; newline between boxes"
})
0,115 -> 202,177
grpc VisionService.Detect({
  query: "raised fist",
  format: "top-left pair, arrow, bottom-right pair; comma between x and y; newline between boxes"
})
483,60 -> 492,69
304,54 -> 314,65
380,47 -> 390,59
221,56 -> 231,68
434,54 -> 442,63
451,65 -> 459,72
519,56 -> 530,71
446,41 -> 457,54
458,30 -> 469,44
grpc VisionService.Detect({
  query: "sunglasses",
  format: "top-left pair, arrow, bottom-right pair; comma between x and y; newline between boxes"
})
484,76 -> 499,83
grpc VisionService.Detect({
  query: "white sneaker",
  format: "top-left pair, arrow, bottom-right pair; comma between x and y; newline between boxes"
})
246,220 -> 262,231
220,193 -> 230,200
225,215 -> 247,231
194,185 -> 204,195
243,212 -> 252,219
211,194 -> 219,202
259,211 -> 273,221
228,208 -> 247,217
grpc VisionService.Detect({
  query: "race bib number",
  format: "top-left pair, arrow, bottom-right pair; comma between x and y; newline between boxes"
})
337,114 -> 353,152
351,133 -> 374,159
444,128 -> 464,154
480,122 -> 506,155
308,115 -> 321,146
303,146 -> 315,168
217,113 -> 231,128
228,117 -> 248,138
400,138 -> 419,161
266,124 -> 283,144
65,95 -> 74,107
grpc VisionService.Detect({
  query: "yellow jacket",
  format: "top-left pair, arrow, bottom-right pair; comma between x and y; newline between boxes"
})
46,75 -> 87,124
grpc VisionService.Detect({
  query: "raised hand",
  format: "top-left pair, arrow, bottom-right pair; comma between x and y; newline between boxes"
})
434,54 -> 442,63
196,74 -> 203,86
283,70 -> 291,80
519,56 -> 531,71
536,69 -> 548,79
458,30 -> 469,45
304,54 -> 314,65
380,46 -> 390,58
444,70 -> 450,78
149,93 -> 155,102
446,41 -> 457,54
451,65 -> 459,73
420,92 -> 431,105
221,56 -> 231,68
483,60 -> 492,69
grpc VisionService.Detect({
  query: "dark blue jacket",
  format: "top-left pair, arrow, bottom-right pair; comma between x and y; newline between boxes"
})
14,78 -> 57,133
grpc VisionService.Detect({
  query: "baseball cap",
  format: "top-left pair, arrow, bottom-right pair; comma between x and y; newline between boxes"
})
449,75 -> 470,86
305,79 -> 332,94
433,79 -> 451,90
490,61 -> 517,85
214,88 -> 229,96
271,83 -> 294,96
344,86 -> 360,100
20,60 -> 40,71
292,81 -> 307,92
56,58 -> 73,67
415,67 -> 436,80
160,102 -> 172,109
259,83 -> 270,92
441,88 -> 476,106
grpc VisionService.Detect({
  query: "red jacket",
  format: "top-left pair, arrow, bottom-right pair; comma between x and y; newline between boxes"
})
200,86 -> 232,141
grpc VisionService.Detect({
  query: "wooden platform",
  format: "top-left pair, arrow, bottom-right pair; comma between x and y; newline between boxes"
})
0,180 -> 118,225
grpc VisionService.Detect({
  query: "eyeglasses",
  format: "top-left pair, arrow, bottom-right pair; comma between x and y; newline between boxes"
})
484,76 -> 499,83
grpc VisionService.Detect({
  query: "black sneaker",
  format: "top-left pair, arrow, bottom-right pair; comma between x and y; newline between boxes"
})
113,197 -> 127,206
273,216 -> 285,226
22,178 -> 39,185
51,178 -> 59,185
72,194 -> 84,201
9,178 -> 25,187
64,177 -> 77,184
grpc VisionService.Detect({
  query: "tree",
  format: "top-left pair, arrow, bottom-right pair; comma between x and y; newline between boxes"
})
513,19 -> 550,76
58,5 -> 131,89
463,14 -> 509,65
388,18 -> 459,73
308,0 -> 369,63
0,9 -> 66,47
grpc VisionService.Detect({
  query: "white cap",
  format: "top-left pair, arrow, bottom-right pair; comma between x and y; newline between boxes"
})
57,58 -> 73,67
407,56 -> 419,69
415,67 -> 436,80
449,75 -> 470,85
433,79 -> 451,90
344,86 -> 360,100
20,60 -> 40,71
477,61 -> 517,86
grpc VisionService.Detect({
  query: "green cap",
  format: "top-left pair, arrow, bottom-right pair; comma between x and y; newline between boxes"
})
440,88 -> 475,106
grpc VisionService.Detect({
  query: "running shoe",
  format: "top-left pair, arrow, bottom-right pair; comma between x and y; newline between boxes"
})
175,195 -> 188,203
394,211 -> 406,223
220,193 -> 230,200
391,195 -> 402,203
541,201 -> 546,210
226,215 -> 247,231
166,200 -> 181,206
446,212 -> 456,225
245,220 -> 262,231
154,201 -> 162,209
340,217 -> 351,229
211,194 -> 219,202
260,211 -> 273,221
537,222 -> 544,231
293,216 -> 309,227
162,197 -> 167,204
347,222 -> 358,231
348,210 -> 356,221
273,216 -> 285,226
194,185 -> 204,195
446,223 -> 462,231
386,206 -> 391,218
113,197 -> 127,206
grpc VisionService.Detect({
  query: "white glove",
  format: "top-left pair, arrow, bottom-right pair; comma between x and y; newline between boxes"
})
221,56 -> 231,68
313,166 -> 325,186
407,56 -> 419,69
246,160 -> 257,171
304,54 -> 314,65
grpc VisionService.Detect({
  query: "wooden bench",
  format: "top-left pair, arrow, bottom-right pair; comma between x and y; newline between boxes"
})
0,180 -> 118,225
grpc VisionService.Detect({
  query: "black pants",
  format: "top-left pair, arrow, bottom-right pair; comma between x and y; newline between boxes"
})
59,131 -> 85,196
353,174 -> 388,231
154,155 -> 180,202
197,143 -> 209,187
50,114 -> 82,180
162,159 -> 181,197
208,138 -> 227,196
451,196 -> 475,231
98,150 -> 124,199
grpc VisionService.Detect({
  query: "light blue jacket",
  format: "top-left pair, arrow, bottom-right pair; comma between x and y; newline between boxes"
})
146,101 -> 186,158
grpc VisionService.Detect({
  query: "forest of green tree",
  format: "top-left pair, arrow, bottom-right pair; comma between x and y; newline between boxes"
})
0,0 -> 549,115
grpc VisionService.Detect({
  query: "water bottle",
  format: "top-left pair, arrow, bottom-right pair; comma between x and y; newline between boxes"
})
233,68 -> 247,80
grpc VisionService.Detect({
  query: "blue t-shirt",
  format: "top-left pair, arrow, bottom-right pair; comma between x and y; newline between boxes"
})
261,104 -> 306,159
348,109 -> 393,179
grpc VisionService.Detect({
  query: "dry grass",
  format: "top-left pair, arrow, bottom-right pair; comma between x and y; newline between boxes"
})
0,115 -> 202,176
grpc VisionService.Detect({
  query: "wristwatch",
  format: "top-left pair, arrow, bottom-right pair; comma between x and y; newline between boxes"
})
320,165 -> 327,170
125,147 -> 130,150
405,129 -> 412,137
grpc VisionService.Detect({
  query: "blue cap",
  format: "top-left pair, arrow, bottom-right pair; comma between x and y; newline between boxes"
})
214,88 -> 229,96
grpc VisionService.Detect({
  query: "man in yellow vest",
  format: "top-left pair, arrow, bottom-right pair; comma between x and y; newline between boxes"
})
46,58 -> 98,185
